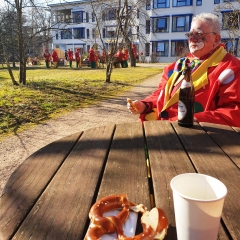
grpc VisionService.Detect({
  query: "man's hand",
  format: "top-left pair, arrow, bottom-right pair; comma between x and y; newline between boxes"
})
127,98 -> 146,114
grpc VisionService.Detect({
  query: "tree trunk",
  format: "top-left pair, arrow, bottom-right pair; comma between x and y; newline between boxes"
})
2,41 -> 18,85
16,0 -> 27,85
6,61 -> 18,85
106,62 -> 113,82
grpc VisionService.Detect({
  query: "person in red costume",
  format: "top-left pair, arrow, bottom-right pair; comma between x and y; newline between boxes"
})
114,49 -> 124,68
75,48 -> 81,68
122,47 -> 129,68
131,44 -> 137,67
51,49 -> 59,68
68,49 -> 73,68
89,46 -> 96,68
42,49 -> 51,68
127,12 -> 240,128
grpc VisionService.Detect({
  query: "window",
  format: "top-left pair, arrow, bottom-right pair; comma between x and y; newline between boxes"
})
152,16 -> 169,33
86,12 -> 89,22
173,0 -> 192,7
153,0 -> 170,8
171,40 -> 188,57
172,15 -> 192,32
222,11 -> 240,30
87,29 -> 89,39
72,11 -> 83,23
145,43 -> 150,56
87,45 -> 90,52
92,28 -> 100,38
92,12 -> 95,22
222,38 -> 239,56
105,26 -> 117,38
146,0 -> 151,10
73,28 -> 85,39
146,20 -> 150,34
196,0 -> 202,5
103,8 -> 117,21
102,28 -> 106,38
214,0 -> 220,3
152,41 -> 169,56
60,30 -> 72,39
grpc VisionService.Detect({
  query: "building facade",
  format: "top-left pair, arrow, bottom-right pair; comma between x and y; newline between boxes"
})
49,0 -> 240,62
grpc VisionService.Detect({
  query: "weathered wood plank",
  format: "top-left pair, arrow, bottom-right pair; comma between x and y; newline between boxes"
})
97,122 -> 151,209
11,124 -> 115,240
200,122 -> 240,168
0,132 -> 82,240
172,121 -> 239,240
144,120 -> 196,240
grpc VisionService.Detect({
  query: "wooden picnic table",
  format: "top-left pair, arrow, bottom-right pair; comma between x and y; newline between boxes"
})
1,121 -> 240,240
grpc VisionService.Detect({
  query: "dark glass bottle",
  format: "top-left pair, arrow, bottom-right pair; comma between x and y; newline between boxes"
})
178,60 -> 195,127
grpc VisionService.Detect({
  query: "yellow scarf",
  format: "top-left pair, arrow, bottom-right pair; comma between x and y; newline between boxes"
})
161,46 -> 227,112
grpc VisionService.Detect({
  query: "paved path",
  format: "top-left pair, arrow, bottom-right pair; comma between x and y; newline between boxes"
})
0,65 -> 164,194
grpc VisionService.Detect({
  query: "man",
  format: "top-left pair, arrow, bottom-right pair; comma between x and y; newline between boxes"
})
68,49 -> 73,68
75,48 -> 81,68
65,50 -> 68,61
42,49 -> 51,68
122,47 -> 129,68
51,49 -> 59,68
127,13 -> 240,128
131,44 -> 137,67
89,46 -> 96,68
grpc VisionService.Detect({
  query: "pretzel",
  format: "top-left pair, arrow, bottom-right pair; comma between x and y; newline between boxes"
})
85,194 -> 168,240
127,98 -> 138,111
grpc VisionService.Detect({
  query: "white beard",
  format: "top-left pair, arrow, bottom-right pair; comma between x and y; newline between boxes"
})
189,42 -> 204,54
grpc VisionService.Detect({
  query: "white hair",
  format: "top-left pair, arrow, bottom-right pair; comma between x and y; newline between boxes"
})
192,13 -> 221,34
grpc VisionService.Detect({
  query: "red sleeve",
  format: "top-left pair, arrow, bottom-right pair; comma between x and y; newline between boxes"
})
195,55 -> 240,127
140,62 -> 175,112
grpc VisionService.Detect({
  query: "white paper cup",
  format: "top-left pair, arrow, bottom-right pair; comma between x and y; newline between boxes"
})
170,173 -> 227,240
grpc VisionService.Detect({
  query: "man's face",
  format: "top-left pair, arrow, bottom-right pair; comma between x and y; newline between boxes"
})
187,20 -> 220,58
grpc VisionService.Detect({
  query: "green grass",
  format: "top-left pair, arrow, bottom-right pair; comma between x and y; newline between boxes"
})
0,64 -> 162,139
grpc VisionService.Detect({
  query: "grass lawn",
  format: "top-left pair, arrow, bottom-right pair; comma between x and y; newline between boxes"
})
0,64 -> 162,140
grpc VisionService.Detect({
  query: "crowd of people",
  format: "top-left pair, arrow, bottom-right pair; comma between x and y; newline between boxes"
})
88,44 -> 137,69
41,44 -> 139,69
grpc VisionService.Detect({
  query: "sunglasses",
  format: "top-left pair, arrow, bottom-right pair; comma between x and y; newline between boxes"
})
185,32 -> 216,40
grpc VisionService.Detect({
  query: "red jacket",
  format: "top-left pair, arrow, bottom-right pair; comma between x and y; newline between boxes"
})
89,49 -> 96,62
140,46 -> 240,127
75,51 -> 81,62
132,46 -> 137,59
51,50 -> 59,62
123,49 -> 129,61
68,50 -> 73,61
43,51 -> 51,61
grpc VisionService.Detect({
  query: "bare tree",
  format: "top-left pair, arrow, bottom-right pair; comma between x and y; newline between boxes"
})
214,1 -> 240,57
2,0 -> 52,85
88,0 -> 148,82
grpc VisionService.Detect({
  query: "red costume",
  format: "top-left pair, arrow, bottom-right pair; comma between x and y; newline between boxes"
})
51,49 -> 59,68
68,49 -> 73,68
132,44 -> 137,59
67,49 -> 73,61
139,46 -> 240,127
132,44 -> 137,67
51,50 -> 58,62
89,47 -> 96,68
75,48 -> 81,68
89,48 -> 95,62
123,48 -> 129,61
43,49 -> 51,68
